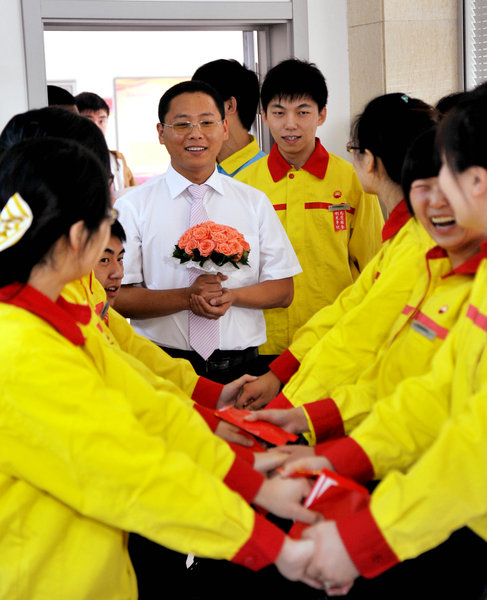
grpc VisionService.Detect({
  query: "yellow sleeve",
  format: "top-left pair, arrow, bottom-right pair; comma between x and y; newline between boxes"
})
287,244 -> 387,364
350,334 -> 455,479
107,307 -> 200,400
0,320 -> 260,561
370,384 -> 487,561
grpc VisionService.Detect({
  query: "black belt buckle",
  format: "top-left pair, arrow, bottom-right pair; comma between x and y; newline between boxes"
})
206,358 -> 231,373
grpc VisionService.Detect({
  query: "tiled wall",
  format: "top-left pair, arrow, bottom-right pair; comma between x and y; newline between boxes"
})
347,0 -> 459,118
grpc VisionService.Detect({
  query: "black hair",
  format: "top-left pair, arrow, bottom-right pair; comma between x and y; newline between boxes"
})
350,93 -> 437,184
75,92 -> 110,116
0,107 -> 110,177
401,127 -> 440,213
158,80 -> 225,124
0,138 -> 110,287
192,59 -> 259,131
437,88 -> 487,175
260,59 -> 328,113
47,85 -> 76,108
435,92 -> 467,120
111,219 -> 126,244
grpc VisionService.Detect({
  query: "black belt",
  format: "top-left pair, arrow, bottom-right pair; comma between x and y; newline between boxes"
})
159,346 -> 258,374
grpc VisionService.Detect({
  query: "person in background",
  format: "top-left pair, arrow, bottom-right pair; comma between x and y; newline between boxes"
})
236,59 -> 384,361
192,58 -> 266,177
94,219 -> 126,308
47,84 -> 79,113
75,91 -> 137,194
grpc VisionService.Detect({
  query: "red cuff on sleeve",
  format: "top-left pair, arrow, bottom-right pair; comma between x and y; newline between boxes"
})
228,443 -> 255,467
192,377 -> 224,409
224,456 -> 265,504
193,404 -> 220,432
231,513 -> 286,571
269,349 -> 300,384
337,506 -> 400,578
304,398 -> 344,441
266,391 -> 293,410
317,437 -> 374,484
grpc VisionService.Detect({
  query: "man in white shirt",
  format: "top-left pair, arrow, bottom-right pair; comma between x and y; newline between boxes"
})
115,80 -> 301,382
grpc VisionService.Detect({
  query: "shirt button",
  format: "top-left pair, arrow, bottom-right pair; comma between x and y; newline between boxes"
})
288,173 -> 294,179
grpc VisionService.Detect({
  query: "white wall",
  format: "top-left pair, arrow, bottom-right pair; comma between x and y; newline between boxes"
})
0,0 -> 29,130
307,0 -> 350,159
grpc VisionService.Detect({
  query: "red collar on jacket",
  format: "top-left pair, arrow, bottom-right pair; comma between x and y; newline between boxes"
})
381,199 -> 411,242
267,138 -> 330,182
426,243 -> 487,277
0,282 -> 91,345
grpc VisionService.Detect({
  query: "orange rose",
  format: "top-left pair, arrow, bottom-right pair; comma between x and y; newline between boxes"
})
184,238 -> 198,255
216,242 -> 232,256
211,230 -> 228,242
178,231 -> 191,248
227,240 -> 243,259
208,222 -> 225,232
192,224 -> 210,240
198,239 -> 216,257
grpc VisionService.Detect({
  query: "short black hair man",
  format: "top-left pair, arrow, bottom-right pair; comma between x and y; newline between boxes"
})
75,91 -> 137,193
237,59 -> 384,357
192,59 -> 265,176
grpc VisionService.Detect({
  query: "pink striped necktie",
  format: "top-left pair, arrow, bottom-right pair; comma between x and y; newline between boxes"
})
187,184 -> 220,360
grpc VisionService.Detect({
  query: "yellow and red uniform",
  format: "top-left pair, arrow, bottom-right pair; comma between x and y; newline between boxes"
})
268,212 -> 434,416
0,283 -> 285,599
314,244 -> 487,576
237,140 -> 383,354
293,244 -> 487,443
63,274 -> 224,411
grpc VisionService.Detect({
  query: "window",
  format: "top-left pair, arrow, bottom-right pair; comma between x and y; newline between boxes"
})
464,0 -> 487,88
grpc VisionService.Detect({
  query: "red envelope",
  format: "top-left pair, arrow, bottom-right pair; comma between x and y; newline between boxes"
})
289,469 -> 370,539
215,407 -> 299,445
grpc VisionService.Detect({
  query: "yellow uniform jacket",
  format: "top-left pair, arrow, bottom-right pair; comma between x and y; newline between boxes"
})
317,244 -> 487,576
63,274 -> 224,410
0,283 -> 285,599
301,245 -> 487,442
217,135 -> 266,177
268,212 -> 434,416
237,140 -> 384,354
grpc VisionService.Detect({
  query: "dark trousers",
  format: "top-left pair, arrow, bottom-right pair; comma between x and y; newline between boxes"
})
159,346 -> 277,383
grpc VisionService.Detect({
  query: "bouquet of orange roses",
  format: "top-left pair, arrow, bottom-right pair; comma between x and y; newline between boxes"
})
173,221 -> 250,271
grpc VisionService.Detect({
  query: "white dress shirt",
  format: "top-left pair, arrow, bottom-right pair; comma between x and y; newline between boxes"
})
116,165 -> 302,351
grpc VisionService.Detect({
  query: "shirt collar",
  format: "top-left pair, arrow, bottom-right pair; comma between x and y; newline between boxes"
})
425,243 -> 487,277
267,138 -> 329,182
0,282 -> 91,345
165,163 -> 224,199
381,199 -> 412,242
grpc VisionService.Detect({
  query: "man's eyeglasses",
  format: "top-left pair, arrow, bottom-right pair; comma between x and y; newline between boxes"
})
346,142 -> 362,154
163,120 -> 223,134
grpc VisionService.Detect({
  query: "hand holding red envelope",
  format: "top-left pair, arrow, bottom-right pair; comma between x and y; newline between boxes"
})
288,469 -> 370,539
215,406 -> 299,446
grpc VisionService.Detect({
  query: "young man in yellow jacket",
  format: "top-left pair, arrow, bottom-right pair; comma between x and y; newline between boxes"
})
237,59 -> 384,357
